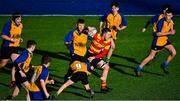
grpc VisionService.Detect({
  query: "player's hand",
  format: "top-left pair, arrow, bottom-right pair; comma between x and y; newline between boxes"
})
49,80 -> 54,84
65,43 -> 70,49
142,28 -> 146,32
115,25 -> 121,31
88,56 -> 95,62
45,93 -> 50,99
20,38 -> 23,43
10,38 -> 16,43
170,30 -> 175,35
19,70 -> 26,77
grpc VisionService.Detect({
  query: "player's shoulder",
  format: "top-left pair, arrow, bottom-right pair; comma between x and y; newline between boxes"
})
4,20 -> 12,27
158,18 -> 165,23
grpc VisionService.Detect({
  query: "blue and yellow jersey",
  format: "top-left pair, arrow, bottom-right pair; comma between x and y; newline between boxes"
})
152,18 -> 174,46
29,65 -> 49,92
15,50 -> 32,73
100,12 -> 127,39
1,20 -> 23,47
71,61 -> 91,75
64,30 -> 88,56
149,14 -> 174,32
149,14 -> 164,32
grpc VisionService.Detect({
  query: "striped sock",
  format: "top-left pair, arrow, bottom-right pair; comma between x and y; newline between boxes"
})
101,81 -> 107,89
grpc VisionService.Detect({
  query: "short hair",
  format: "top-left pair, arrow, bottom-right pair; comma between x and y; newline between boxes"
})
162,4 -> 172,11
166,8 -> 174,14
102,28 -> 111,35
27,40 -> 37,48
77,19 -> 85,24
41,55 -> 51,64
11,12 -> 21,22
111,1 -> 119,8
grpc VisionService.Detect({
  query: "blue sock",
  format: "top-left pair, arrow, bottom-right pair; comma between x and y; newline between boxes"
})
136,65 -> 142,72
163,61 -> 169,68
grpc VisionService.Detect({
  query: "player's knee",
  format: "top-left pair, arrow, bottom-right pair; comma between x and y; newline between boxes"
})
104,64 -> 110,71
12,93 -> 19,97
148,55 -> 155,60
0,62 -> 6,68
111,45 -> 115,50
171,50 -> 176,57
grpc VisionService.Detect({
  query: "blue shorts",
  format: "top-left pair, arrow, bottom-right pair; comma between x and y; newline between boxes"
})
29,90 -> 46,100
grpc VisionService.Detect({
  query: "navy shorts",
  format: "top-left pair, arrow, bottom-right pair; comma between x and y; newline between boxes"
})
151,41 -> 171,51
29,90 -> 46,100
70,72 -> 88,85
15,71 -> 28,89
0,46 -> 19,59
86,52 -> 102,67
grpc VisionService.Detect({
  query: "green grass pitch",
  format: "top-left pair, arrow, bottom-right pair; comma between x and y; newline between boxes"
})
0,16 -> 180,100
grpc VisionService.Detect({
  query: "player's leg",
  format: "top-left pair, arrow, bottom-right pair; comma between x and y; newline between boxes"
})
10,53 -> 20,82
63,67 -> 73,82
5,85 -> 20,100
10,66 -> 16,87
107,38 -> 115,61
97,60 -> 110,92
57,79 -> 74,95
84,84 -> 94,98
12,86 -> 20,98
21,81 -> 31,101
161,44 -> 176,73
0,59 -> 9,68
81,73 -> 94,98
0,47 -> 15,68
135,50 -> 158,76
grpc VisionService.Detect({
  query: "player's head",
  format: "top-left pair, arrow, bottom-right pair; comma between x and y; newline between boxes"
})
27,40 -> 37,52
165,8 -> 174,21
162,4 -> 172,14
111,1 -> 119,14
101,28 -> 111,40
41,55 -> 51,67
11,12 -> 22,26
76,19 -> 85,33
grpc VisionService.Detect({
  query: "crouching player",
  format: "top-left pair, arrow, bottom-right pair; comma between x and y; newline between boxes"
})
29,55 -> 55,100
6,40 -> 36,100
87,28 -> 112,93
57,60 -> 94,98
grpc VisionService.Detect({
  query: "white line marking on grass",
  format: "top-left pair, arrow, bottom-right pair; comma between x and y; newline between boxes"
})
0,14 -> 180,16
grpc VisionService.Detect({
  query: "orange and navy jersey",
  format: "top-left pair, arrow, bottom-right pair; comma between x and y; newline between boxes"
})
152,18 -> 174,46
89,33 -> 111,58
1,20 -> 23,47
71,61 -> 91,75
15,50 -> 32,73
149,14 -> 174,32
29,65 -> 49,92
64,30 -> 88,56
100,12 -> 127,39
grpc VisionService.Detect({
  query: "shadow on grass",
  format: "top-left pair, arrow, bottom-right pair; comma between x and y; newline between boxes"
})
110,62 -> 164,77
19,47 -> 70,61
0,82 -> 9,87
112,54 -> 140,64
